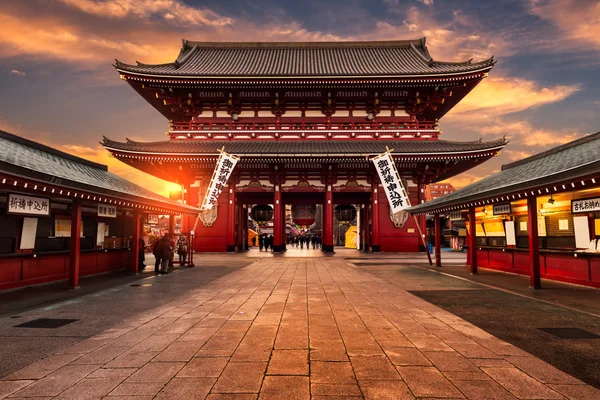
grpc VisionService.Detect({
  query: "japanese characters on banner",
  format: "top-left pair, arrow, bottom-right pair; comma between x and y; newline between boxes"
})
98,205 -> 117,218
572,197 -> 600,213
371,151 -> 410,214
449,211 -> 463,221
201,149 -> 239,210
8,193 -> 50,216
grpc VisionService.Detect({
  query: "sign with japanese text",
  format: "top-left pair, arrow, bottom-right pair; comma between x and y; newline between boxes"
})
492,203 -> 511,215
98,205 -> 117,218
371,151 -> 410,214
147,214 -> 159,224
201,149 -> 239,210
572,197 -> 600,214
449,211 -> 463,221
8,193 -> 50,216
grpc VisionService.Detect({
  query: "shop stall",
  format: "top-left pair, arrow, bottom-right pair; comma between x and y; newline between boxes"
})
408,132 -> 600,288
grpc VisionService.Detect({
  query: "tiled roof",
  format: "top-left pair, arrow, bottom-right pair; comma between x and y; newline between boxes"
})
114,38 -> 495,78
101,138 -> 507,156
408,132 -> 600,215
0,130 -> 199,213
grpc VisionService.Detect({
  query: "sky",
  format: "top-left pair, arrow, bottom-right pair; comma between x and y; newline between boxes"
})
0,0 -> 599,196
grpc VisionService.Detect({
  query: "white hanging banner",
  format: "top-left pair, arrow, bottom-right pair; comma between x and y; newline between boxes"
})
201,148 -> 239,210
371,151 -> 410,214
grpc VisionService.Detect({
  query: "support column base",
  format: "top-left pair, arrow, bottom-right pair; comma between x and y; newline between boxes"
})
322,244 -> 335,253
226,245 -> 236,252
272,245 -> 284,253
529,285 -> 543,290
371,245 -> 381,253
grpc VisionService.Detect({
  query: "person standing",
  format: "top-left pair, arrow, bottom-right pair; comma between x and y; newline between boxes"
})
138,237 -> 146,272
176,235 -> 188,266
258,234 -> 264,251
159,234 -> 172,274
152,237 -> 161,273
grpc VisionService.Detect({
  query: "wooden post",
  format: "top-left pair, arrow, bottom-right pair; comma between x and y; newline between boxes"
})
131,210 -> 141,274
69,199 -> 82,289
468,206 -> 478,274
527,196 -> 542,289
273,184 -> 283,252
322,185 -> 334,252
371,181 -> 381,252
227,182 -> 236,252
434,213 -> 442,267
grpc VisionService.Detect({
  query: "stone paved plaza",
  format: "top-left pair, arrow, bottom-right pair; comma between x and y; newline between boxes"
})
1,256 -> 599,399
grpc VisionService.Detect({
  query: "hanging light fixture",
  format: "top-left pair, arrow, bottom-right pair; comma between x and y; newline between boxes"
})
548,195 -> 555,205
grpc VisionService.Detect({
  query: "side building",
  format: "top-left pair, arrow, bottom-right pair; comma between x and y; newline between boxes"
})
0,130 -> 199,291
104,38 -> 506,253
409,132 -> 600,288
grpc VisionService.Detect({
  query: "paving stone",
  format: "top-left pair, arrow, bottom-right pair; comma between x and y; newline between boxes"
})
125,361 -> 185,383
0,380 -> 33,399
71,346 -> 130,365
504,356 -> 582,385
8,364 -> 98,398
350,356 -> 400,380
177,357 -> 228,378
205,394 -> 258,400
86,368 -> 137,379
259,376 -> 309,400
482,367 -> 564,399
310,383 -> 362,396
267,350 -> 308,375
154,377 -> 215,399
397,366 -> 464,398
154,341 -> 203,362
358,380 -> 414,400
384,347 -> 431,366
211,362 -> 267,393
452,380 -> 517,400
2,354 -> 81,380
442,371 -> 491,381
310,362 -> 356,385
547,384 -> 600,400
423,351 -> 479,372
53,377 -> 122,400
108,382 -> 165,397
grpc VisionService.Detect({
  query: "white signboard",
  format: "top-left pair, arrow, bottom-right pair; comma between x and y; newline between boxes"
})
573,216 -> 591,249
98,205 -> 117,218
505,221 -> 516,246
8,193 -> 50,216
20,217 -> 38,250
147,214 -> 159,224
201,150 -> 239,210
96,223 -> 106,246
493,203 -> 511,215
572,197 -> 600,213
371,151 -> 410,214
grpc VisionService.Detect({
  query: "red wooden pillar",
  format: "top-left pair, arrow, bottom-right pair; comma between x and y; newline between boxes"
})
527,196 -> 542,289
236,202 -> 244,251
69,199 -> 82,288
227,182 -> 236,252
371,181 -> 381,253
365,204 -> 371,252
416,180 -> 426,251
281,203 -> 287,251
468,206 -> 478,275
434,213 -> 442,267
323,185 -> 334,253
131,210 -> 141,274
273,184 -> 283,252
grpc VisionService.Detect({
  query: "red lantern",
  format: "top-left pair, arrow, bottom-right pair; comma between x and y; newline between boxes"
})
291,204 -> 316,227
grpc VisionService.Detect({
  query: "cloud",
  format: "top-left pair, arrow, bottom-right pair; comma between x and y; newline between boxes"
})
530,0 -> 600,50
419,0 -> 434,5
446,77 -> 580,120
57,0 -> 232,26
9,69 -> 25,76
484,120 -> 583,147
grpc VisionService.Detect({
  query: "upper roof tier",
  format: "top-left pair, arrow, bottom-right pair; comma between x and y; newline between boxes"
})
114,38 -> 495,78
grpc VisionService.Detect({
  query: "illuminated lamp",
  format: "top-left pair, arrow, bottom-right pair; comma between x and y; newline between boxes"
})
548,195 -> 555,205
366,113 -> 374,121
232,113 -> 239,121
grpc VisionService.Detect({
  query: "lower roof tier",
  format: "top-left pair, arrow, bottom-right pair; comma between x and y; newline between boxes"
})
102,138 -> 507,157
